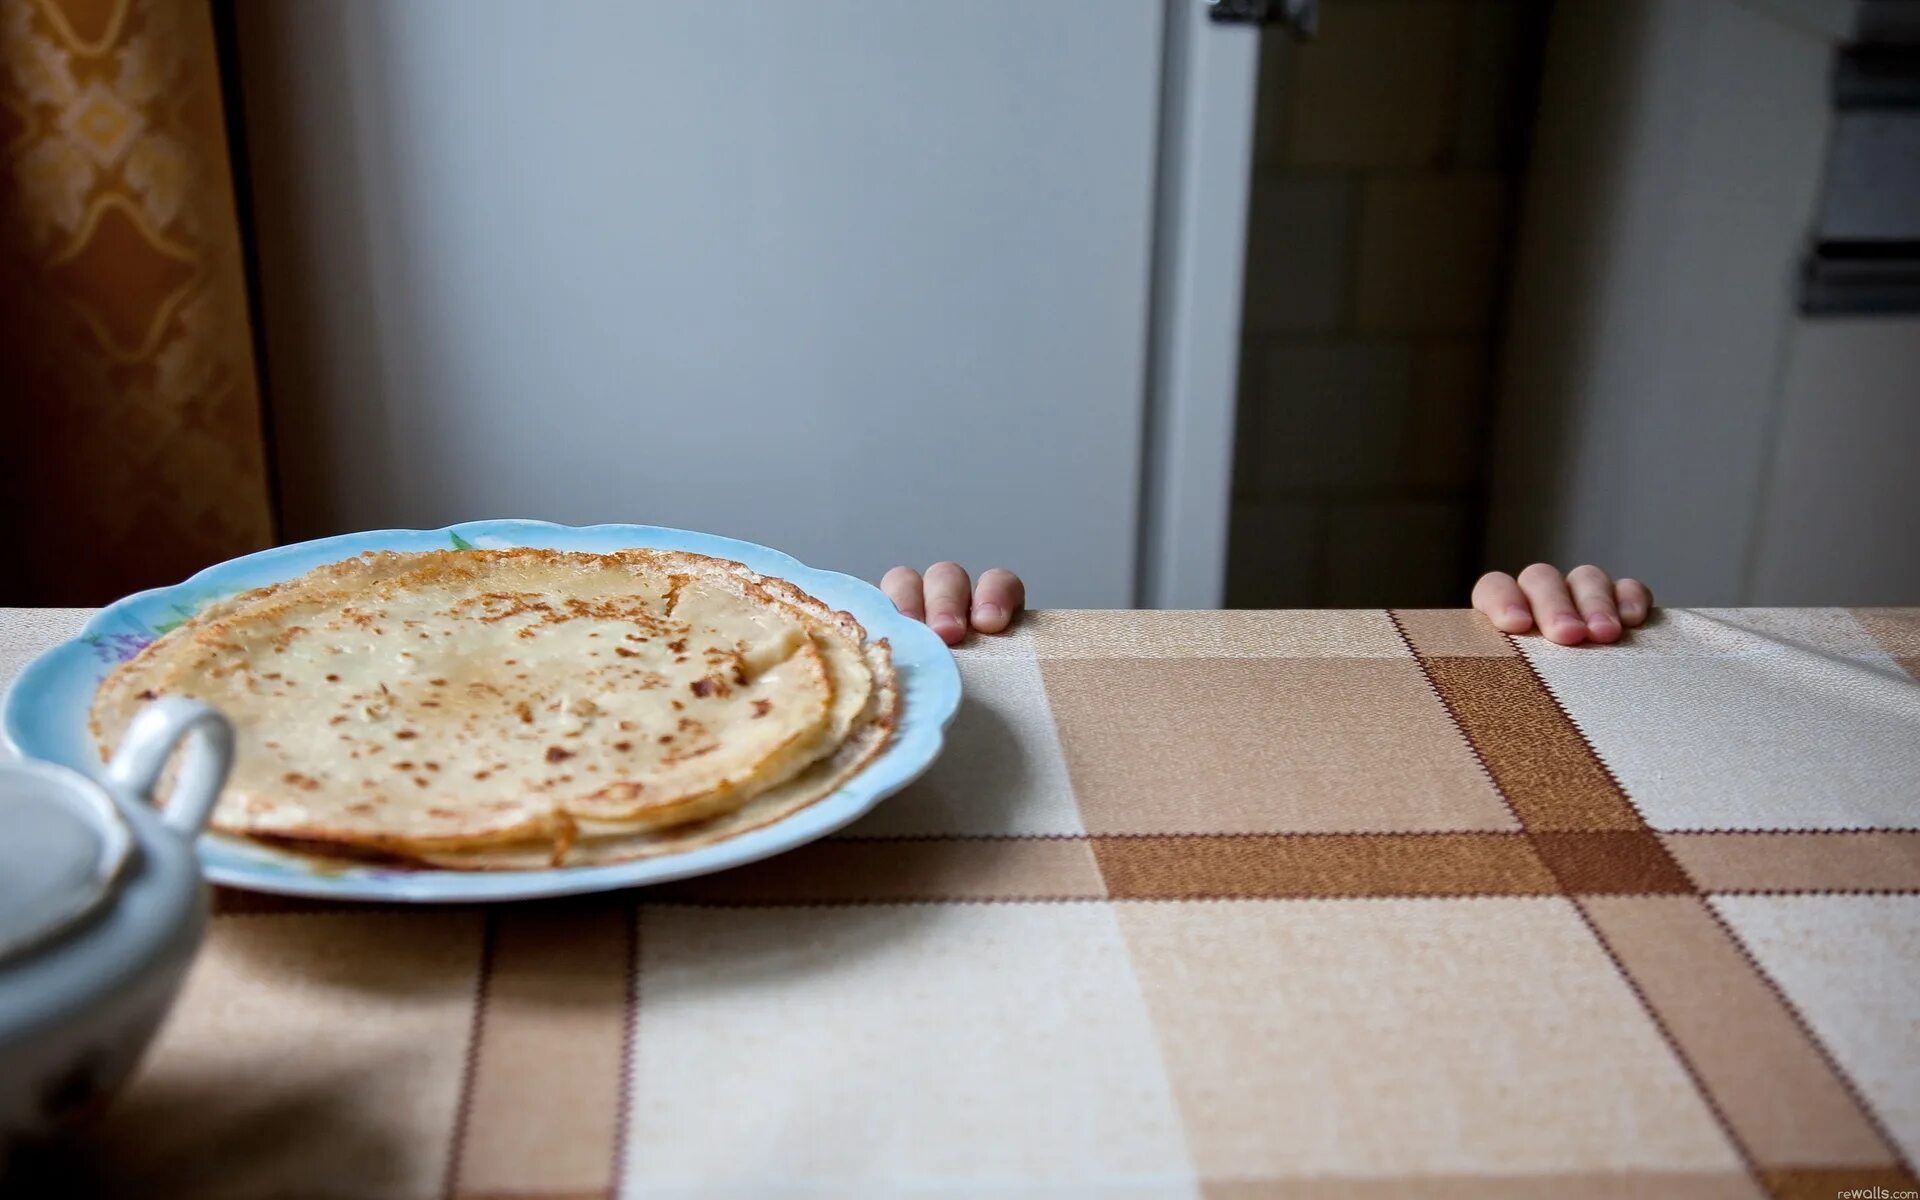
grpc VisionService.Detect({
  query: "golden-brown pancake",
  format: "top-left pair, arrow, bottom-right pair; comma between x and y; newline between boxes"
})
89,549 -> 887,861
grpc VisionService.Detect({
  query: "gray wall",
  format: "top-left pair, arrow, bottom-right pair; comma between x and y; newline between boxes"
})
1752,320 -> 1920,604
1488,0 -> 1920,606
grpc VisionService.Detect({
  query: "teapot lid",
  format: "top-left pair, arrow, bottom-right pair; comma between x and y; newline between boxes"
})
0,760 -> 133,965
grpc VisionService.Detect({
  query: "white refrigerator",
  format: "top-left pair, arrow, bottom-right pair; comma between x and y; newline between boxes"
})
234,0 -> 1270,607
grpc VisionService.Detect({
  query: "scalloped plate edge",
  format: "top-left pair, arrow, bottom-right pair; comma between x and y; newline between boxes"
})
3,521 -> 961,902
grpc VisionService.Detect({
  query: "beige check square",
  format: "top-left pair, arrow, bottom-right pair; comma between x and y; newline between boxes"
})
620,903 -> 1195,1197
1716,896 -> 1920,1165
1041,656 -> 1513,834
1117,898 -> 1744,1183
1031,609 -> 1408,659
1522,632 -> 1920,830
81,913 -> 484,1199
846,649 -> 1085,837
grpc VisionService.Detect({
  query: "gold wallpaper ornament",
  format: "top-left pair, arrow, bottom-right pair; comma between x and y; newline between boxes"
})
0,0 -> 272,604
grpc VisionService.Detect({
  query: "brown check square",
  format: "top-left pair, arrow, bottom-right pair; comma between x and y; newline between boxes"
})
1530,830 -> 1695,894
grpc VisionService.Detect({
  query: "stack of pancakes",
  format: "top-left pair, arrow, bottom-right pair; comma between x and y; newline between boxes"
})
91,549 -> 896,869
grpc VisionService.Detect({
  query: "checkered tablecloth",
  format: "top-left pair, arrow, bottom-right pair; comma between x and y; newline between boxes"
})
5,606 -> 1919,1199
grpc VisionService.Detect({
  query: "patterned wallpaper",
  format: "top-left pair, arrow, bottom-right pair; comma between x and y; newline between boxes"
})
0,0 -> 271,604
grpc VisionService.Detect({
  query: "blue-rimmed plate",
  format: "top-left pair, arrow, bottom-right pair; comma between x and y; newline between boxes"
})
2,521 -> 961,903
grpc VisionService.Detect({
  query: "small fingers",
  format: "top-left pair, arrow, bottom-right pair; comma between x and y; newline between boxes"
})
1517,563 -> 1588,645
1566,564 -> 1621,644
922,561 -> 972,646
971,568 -> 1025,634
1471,571 -> 1533,633
1616,578 -> 1653,626
881,566 -> 925,622
886,562 -> 1023,643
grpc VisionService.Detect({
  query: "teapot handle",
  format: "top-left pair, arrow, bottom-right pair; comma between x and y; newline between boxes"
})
103,697 -> 235,838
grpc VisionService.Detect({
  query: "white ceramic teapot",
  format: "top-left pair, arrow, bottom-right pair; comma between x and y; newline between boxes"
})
0,698 -> 233,1165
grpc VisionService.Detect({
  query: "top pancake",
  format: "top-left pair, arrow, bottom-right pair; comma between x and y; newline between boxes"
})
91,549 -> 881,857
416,631 -> 896,870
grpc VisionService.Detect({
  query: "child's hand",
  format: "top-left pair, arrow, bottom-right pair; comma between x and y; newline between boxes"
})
1472,565 -> 1653,646
881,562 -> 1025,646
